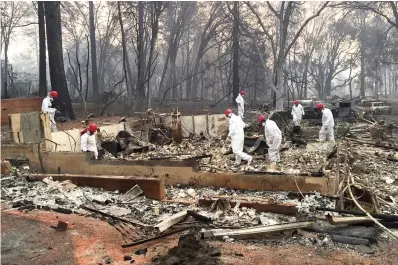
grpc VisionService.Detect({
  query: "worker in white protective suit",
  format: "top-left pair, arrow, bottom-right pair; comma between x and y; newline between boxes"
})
41,91 -> 58,132
258,114 -> 282,167
317,103 -> 335,142
235,90 -> 246,120
226,109 -> 252,166
291,100 -> 305,126
81,123 -> 99,159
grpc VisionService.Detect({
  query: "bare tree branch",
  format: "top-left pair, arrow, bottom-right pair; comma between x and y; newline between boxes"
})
284,1 -> 329,60
266,1 -> 280,17
244,1 -> 277,61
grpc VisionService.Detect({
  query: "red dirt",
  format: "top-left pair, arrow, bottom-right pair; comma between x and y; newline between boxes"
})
2,206 -> 398,265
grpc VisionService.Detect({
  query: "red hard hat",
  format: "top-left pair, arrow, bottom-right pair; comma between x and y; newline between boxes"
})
239,90 -> 245,95
88,123 -> 98,133
258,114 -> 268,123
294,100 -> 299,105
317,103 -> 324,109
225,109 -> 232,116
50,91 -> 58,98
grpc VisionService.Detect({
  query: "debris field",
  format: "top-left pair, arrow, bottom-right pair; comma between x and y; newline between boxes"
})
2,106 -> 398,264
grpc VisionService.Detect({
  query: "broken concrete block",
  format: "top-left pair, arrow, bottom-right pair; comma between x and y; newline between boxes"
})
51,220 -> 68,231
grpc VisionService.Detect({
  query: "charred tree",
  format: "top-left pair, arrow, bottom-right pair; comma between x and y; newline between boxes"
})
232,2 -> 240,102
359,13 -> 366,98
89,1 -> 99,100
44,1 -> 75,120
147,2 -> 164,108
38,1 -> 47,97
136,1 -> 146,100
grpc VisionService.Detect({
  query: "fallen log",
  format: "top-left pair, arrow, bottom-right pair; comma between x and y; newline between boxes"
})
316,207 -> 398,222
202,221 -> 314,239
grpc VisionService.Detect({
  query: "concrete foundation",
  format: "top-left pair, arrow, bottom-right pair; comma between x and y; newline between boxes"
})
1,144 -> 338,196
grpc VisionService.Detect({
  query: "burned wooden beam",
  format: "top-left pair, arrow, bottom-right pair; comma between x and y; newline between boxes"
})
27,174 -> 165,200
187,210 -> 212,223
199,197 -> 297,215
330,235 -> 370,246
121,227 -> 190,248
324,215 -> 375,225
154,210 -> 188,233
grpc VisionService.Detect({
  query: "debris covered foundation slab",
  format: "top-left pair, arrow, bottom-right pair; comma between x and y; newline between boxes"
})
2,144 -> 337,195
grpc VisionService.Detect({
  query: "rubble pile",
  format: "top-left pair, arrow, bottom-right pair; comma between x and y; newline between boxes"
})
339,140 -> 398,214
129,138 -> 230,169
1,154 -> 397,254
2,108 -> 398,258
110,136 -> 329,174
151,233 -> 223,265
1,171 -> 333,227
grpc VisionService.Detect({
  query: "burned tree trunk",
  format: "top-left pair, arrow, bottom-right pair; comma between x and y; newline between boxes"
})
89,1 -> 99,100
3,40 -> 9,98
44,1 -> 75,120
136,1 -> 146,101
38,1 -> 47,97
232,2 -> 240,102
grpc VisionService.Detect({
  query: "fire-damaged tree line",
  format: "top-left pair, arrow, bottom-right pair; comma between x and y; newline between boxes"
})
1,1 -> 398,119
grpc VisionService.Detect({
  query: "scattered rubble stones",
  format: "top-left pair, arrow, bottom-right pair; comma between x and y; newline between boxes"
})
123,255 -> 132,261
134,248 -> 147,255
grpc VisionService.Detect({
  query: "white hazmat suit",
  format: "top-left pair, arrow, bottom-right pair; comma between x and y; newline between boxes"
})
291,104 -> 305,126
235,94 -> 245,119
263,119 -> 282,163
228,113 -> 252,165
81,132 -> 98,159
41,96 -> 57,132
319,108 -> 335,142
